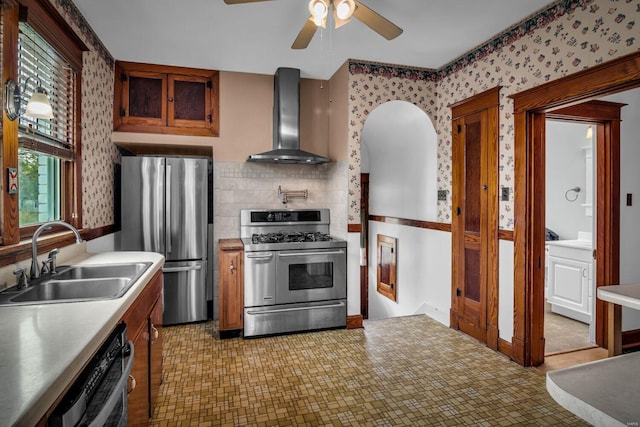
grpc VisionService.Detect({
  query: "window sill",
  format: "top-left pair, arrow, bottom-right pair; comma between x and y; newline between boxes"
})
0,225 -> 115,268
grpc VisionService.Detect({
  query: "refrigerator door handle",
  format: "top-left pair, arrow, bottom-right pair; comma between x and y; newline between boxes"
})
166,164 -> 172,255
163,265 -> 203,273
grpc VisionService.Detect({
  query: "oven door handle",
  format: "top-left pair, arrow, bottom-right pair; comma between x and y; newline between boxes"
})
87,340 -> 135,427
246,253 -> 274,259
278,250 -> 345,257
247,302 -> 344,315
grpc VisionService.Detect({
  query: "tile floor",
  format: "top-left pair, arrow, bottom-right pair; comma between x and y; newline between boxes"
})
544,303 -> 594,354
150,315 -> 587,426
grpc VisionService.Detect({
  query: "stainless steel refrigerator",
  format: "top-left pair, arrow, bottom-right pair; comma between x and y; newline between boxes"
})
121,156 -> 208,325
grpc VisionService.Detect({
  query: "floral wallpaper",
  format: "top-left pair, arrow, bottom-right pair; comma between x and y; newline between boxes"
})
50,0 -> 117,229
346,0 -> 640,229
347,63 -> 437,221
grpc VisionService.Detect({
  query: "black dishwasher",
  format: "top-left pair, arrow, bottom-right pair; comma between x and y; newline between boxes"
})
49,322 -> 134,427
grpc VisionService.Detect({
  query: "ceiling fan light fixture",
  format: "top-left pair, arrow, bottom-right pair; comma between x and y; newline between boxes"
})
309,0 -> 328,26
335,0 -> 355,20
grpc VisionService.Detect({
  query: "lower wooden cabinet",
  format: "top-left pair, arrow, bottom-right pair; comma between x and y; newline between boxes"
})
121,270 -> 163,424
128,324 -> 150,425
218,239 -> 244,336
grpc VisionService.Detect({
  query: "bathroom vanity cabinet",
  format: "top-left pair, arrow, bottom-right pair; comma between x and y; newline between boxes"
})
546,240 -> 593,323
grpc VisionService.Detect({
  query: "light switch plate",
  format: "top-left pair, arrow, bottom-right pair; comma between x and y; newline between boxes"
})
501,187 -> 510,201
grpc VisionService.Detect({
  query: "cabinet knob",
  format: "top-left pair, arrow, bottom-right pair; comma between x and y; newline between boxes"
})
151,324 -> 159,344
128,375 -> 137,394
168,97 -> 174,102
230,260 -> 235,271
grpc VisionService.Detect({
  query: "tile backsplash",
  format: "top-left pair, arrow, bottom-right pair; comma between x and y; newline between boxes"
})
213,160 -> 348,240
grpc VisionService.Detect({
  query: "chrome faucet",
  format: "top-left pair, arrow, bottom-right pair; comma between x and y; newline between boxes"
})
31,221 -> 83,280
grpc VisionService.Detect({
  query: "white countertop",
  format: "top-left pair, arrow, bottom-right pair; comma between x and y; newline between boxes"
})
545,239 -> 592,250
547,351 -> 640,426
0,251 -> 164,427
597,283 -> 640,311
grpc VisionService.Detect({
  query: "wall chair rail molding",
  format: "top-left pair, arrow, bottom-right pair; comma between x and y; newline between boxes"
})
369,215 -> 451,233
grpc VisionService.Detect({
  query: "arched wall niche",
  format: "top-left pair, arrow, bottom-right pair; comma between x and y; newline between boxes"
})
361,100 -> 444,321
361,100 -> 438,222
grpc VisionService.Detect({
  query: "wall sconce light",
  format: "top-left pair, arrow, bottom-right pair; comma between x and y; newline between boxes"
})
4,77 -> 54,121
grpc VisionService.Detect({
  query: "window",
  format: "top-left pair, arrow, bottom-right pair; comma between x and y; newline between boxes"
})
1,0 -> 86,246
17,22 -> 74,228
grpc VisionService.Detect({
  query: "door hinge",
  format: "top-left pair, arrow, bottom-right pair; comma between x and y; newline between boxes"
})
120,107 -> 126,117
538,256 -> 541,269
207,80 -> 212,89
456,288 -> 461,296
120,72 -> 128,82
457,124 -> 462,133
207,114 -> 212,123
456,206 -> 461,216
593,249 -> 596,259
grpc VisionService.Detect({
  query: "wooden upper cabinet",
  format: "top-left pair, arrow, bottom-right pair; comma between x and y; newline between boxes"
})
114,61 -> 219,136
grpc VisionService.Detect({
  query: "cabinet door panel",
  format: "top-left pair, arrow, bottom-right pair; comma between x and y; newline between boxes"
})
548,255 -> 590,316
128,328 -> 150,425
173,80 -> 206,120
123,70 -> 167,127
168,75 -> 211,129
219,249 -> 244,332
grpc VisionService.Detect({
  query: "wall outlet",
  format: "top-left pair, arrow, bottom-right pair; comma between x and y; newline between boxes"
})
501,187 -> 510,201
437,190 -> 448,201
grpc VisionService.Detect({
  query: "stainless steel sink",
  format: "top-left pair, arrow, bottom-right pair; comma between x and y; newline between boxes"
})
0,262 -> 152,305
52,263 -> 150,281
11,278 -> 132,302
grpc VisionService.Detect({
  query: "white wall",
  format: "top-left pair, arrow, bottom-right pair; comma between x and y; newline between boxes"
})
545,121 -> 592,240
499,240 -> 514,341
361,101 -> 438,221
347,232 -> 361,316
602,89 -> 640,330
87,232 -> 117,252
367,221 -> 451,325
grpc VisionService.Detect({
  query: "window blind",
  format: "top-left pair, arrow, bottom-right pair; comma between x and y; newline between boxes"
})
18,22 -> 76,160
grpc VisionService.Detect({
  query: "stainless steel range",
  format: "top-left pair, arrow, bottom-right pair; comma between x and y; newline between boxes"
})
241,209 -> 347,337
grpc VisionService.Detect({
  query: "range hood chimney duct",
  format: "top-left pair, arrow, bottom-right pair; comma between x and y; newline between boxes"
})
247,67 -> 331,165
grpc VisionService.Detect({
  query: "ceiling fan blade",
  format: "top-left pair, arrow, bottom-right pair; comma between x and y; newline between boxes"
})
292,18 -> 318,49
223,0 -> 274,4
352,1 -> 403,40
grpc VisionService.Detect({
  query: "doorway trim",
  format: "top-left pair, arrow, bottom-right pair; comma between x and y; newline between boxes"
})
546,100 -> 624,350
509,51 -> 640,366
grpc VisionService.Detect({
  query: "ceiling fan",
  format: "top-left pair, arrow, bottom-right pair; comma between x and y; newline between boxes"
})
223,0 -> 403,49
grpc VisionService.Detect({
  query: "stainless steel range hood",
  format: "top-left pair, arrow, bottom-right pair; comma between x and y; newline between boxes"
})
247,68 -> 331,165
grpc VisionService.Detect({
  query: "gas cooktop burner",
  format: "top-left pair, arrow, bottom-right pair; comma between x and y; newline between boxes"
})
251,231 -> 332,244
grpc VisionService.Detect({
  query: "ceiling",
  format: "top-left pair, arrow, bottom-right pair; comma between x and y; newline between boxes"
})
72,0 -> 554,80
